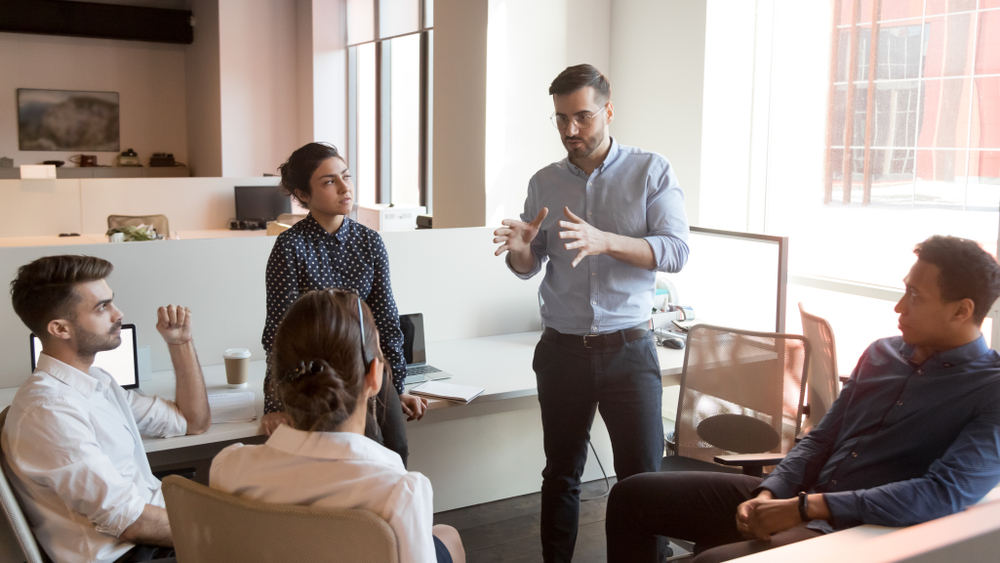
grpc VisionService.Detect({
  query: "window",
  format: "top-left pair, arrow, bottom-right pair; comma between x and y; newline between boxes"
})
347,0 -> 433,210
703,0 -> 1000,367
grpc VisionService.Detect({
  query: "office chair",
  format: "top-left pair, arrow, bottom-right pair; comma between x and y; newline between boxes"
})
161,475 -> 399,563
0,407 -> 52,563
107,214 -> 170,238
798,303 -> 842,431
275,213 -> 306,226
662,324 -> 811,477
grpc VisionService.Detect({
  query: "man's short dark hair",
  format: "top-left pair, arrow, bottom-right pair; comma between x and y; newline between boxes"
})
549,64 -> 611,103
10,255 -> 114,336
914,235 -> 1000,324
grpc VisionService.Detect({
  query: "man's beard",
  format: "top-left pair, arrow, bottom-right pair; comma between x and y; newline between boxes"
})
562,128 -> 605,160
75,321 -> 122,357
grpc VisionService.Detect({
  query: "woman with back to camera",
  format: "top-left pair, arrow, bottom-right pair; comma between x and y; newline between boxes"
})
212,290 -> 464,563
260,142 -> 425,464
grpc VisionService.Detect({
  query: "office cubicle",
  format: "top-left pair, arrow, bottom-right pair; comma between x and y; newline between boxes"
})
664,226 -> 788,333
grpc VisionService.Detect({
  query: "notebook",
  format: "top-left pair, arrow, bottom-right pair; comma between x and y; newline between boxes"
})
409,381 -> 485,404
400,313 -> 453,385
30,324 -> 140,390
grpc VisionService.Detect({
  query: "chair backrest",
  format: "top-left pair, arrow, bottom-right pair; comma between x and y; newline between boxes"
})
107,214 -> 170,238
276,213 -> 307,226
0,407 -> 50,563
161,475 -> 399,563
798,303 -> 840,428
675,324 -> 810,464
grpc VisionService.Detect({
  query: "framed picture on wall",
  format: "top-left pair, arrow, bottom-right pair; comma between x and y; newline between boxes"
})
17,88 -> 121,151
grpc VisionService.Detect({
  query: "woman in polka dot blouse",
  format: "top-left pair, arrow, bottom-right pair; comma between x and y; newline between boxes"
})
260,142 -> 426,465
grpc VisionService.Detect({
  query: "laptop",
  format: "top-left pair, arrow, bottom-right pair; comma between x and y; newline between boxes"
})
400,313 -> 453,385
30,324 -> 140,390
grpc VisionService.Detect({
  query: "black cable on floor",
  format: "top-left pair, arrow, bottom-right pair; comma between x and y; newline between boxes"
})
580,440 -> 611,501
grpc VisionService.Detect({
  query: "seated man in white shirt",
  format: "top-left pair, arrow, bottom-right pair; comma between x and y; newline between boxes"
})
1,255 -> 211,563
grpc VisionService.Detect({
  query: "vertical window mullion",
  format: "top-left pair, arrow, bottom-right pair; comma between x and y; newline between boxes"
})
419,30 -> 429,209
379,41 -> 392,205
348,46 -> 360,218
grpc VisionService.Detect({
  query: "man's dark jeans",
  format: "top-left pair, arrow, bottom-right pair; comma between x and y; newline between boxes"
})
533,329 -> 664,563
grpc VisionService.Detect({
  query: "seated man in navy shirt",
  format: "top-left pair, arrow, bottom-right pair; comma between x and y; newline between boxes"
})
605,235 -> 1000,563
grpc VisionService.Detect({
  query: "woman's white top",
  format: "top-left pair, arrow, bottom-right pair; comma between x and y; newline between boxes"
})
210,425 -> 437,563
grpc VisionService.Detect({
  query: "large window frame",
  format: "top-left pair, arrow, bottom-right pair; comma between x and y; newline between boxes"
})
347,0 -> 433,210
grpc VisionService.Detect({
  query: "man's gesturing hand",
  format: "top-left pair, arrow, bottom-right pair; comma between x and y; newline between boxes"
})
494,208 -> 549,257
559,206 -> 609,267
156,305 -> 193,345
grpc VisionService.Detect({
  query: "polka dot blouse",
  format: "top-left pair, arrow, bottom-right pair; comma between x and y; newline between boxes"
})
262,213 -> 407,414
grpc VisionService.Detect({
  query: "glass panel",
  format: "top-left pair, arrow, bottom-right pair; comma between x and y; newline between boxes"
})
973,77 -> 1000,150
976,10 -> 1000,75
380,0 -> 421,39
835,29 -> 853,82
921,14 -> 975,78
389,33 -> 421,206
982,0 -> 1000,8
880,0 -> 924,21
916,78 -> 972,149
858,0 -> 875,25
856,23 -> 875,80
357,42 -> 377,206
425,0 -> 434,28
968,150 -> 1000,210
926,0 -> 977,16
914,149 -> 969,208
347,0 -> 375,45
875,20 -> 924,79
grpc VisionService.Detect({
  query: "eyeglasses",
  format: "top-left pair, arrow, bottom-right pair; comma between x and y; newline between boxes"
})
550,105 -> 607,130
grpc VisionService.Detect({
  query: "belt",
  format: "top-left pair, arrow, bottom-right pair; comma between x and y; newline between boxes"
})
543,322 -> 650,349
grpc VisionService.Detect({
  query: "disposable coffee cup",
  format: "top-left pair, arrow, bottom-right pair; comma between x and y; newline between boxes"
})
223,348 -> 251,387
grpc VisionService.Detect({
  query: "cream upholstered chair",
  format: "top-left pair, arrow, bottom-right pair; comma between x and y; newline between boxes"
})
798,303 -> 842,430
0,407 -> 51,563
161,475 -> 398,563
107,214 -> 170,238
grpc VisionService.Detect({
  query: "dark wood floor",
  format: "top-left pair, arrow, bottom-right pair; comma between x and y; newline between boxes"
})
433,477 -> 618,563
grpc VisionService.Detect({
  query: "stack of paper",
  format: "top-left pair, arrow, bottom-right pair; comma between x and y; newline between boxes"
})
208,391 -> 258,423
410,381 -> 485,404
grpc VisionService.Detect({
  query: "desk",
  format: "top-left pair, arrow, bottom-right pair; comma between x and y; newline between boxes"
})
0,330 -> 686,510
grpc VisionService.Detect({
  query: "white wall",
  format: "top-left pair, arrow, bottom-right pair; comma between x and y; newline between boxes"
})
185,0 -> 224,177
432,0 -> 490,228
0,32 -> 189,169
218,0 -> 302,177
483,0 -> 611,228
310,0 -> 350,148
609,0 -> 707,225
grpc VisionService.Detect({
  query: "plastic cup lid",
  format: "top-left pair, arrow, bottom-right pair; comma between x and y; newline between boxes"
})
224,348 -> 251,359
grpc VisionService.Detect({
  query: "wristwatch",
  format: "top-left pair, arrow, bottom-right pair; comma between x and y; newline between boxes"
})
797,491 -> 810,522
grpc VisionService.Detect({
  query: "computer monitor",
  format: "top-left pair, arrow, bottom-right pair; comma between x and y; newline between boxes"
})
234,185 -> 292,222
399,313 -> 427,366
30,324 -> 140,389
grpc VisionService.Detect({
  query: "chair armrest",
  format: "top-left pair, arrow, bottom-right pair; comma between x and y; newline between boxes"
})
714,453 -> 787,478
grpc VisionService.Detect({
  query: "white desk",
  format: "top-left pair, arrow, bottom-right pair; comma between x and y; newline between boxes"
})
0,330 -> 686,510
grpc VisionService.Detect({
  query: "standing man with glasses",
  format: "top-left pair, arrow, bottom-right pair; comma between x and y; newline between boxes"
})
493,64 -> 690,561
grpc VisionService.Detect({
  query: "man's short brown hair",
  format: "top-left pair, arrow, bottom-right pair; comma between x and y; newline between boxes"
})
549,64 -> 611,104
10,255 -> 114,336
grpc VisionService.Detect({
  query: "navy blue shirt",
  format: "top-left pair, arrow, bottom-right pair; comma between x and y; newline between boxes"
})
761,335 -> 1000,531
262,214 -> 406,414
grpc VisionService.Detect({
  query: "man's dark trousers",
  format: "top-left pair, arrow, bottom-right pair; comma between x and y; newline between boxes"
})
534,328 -> 664,562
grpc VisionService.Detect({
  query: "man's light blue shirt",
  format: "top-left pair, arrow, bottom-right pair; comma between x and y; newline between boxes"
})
509,138 -> 690,335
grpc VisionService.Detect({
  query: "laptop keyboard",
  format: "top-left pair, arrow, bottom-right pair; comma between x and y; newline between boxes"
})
408,364 -> 442,375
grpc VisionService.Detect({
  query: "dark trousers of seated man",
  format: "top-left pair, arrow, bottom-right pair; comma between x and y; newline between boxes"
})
533,329 -> 665,562
606,472 -> 823,563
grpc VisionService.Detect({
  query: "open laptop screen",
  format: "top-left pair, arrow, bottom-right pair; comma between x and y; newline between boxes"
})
399,313 -> 427,366
30,324 -> 140,389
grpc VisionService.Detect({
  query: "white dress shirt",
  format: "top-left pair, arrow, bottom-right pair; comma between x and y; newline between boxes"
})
210,426 -> 437,563
0,354 -> 187,563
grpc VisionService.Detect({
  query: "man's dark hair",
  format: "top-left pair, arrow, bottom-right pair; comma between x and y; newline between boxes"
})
10,255 -> 114,336
549,64 -> 611,103
914,235 -> 1000,324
